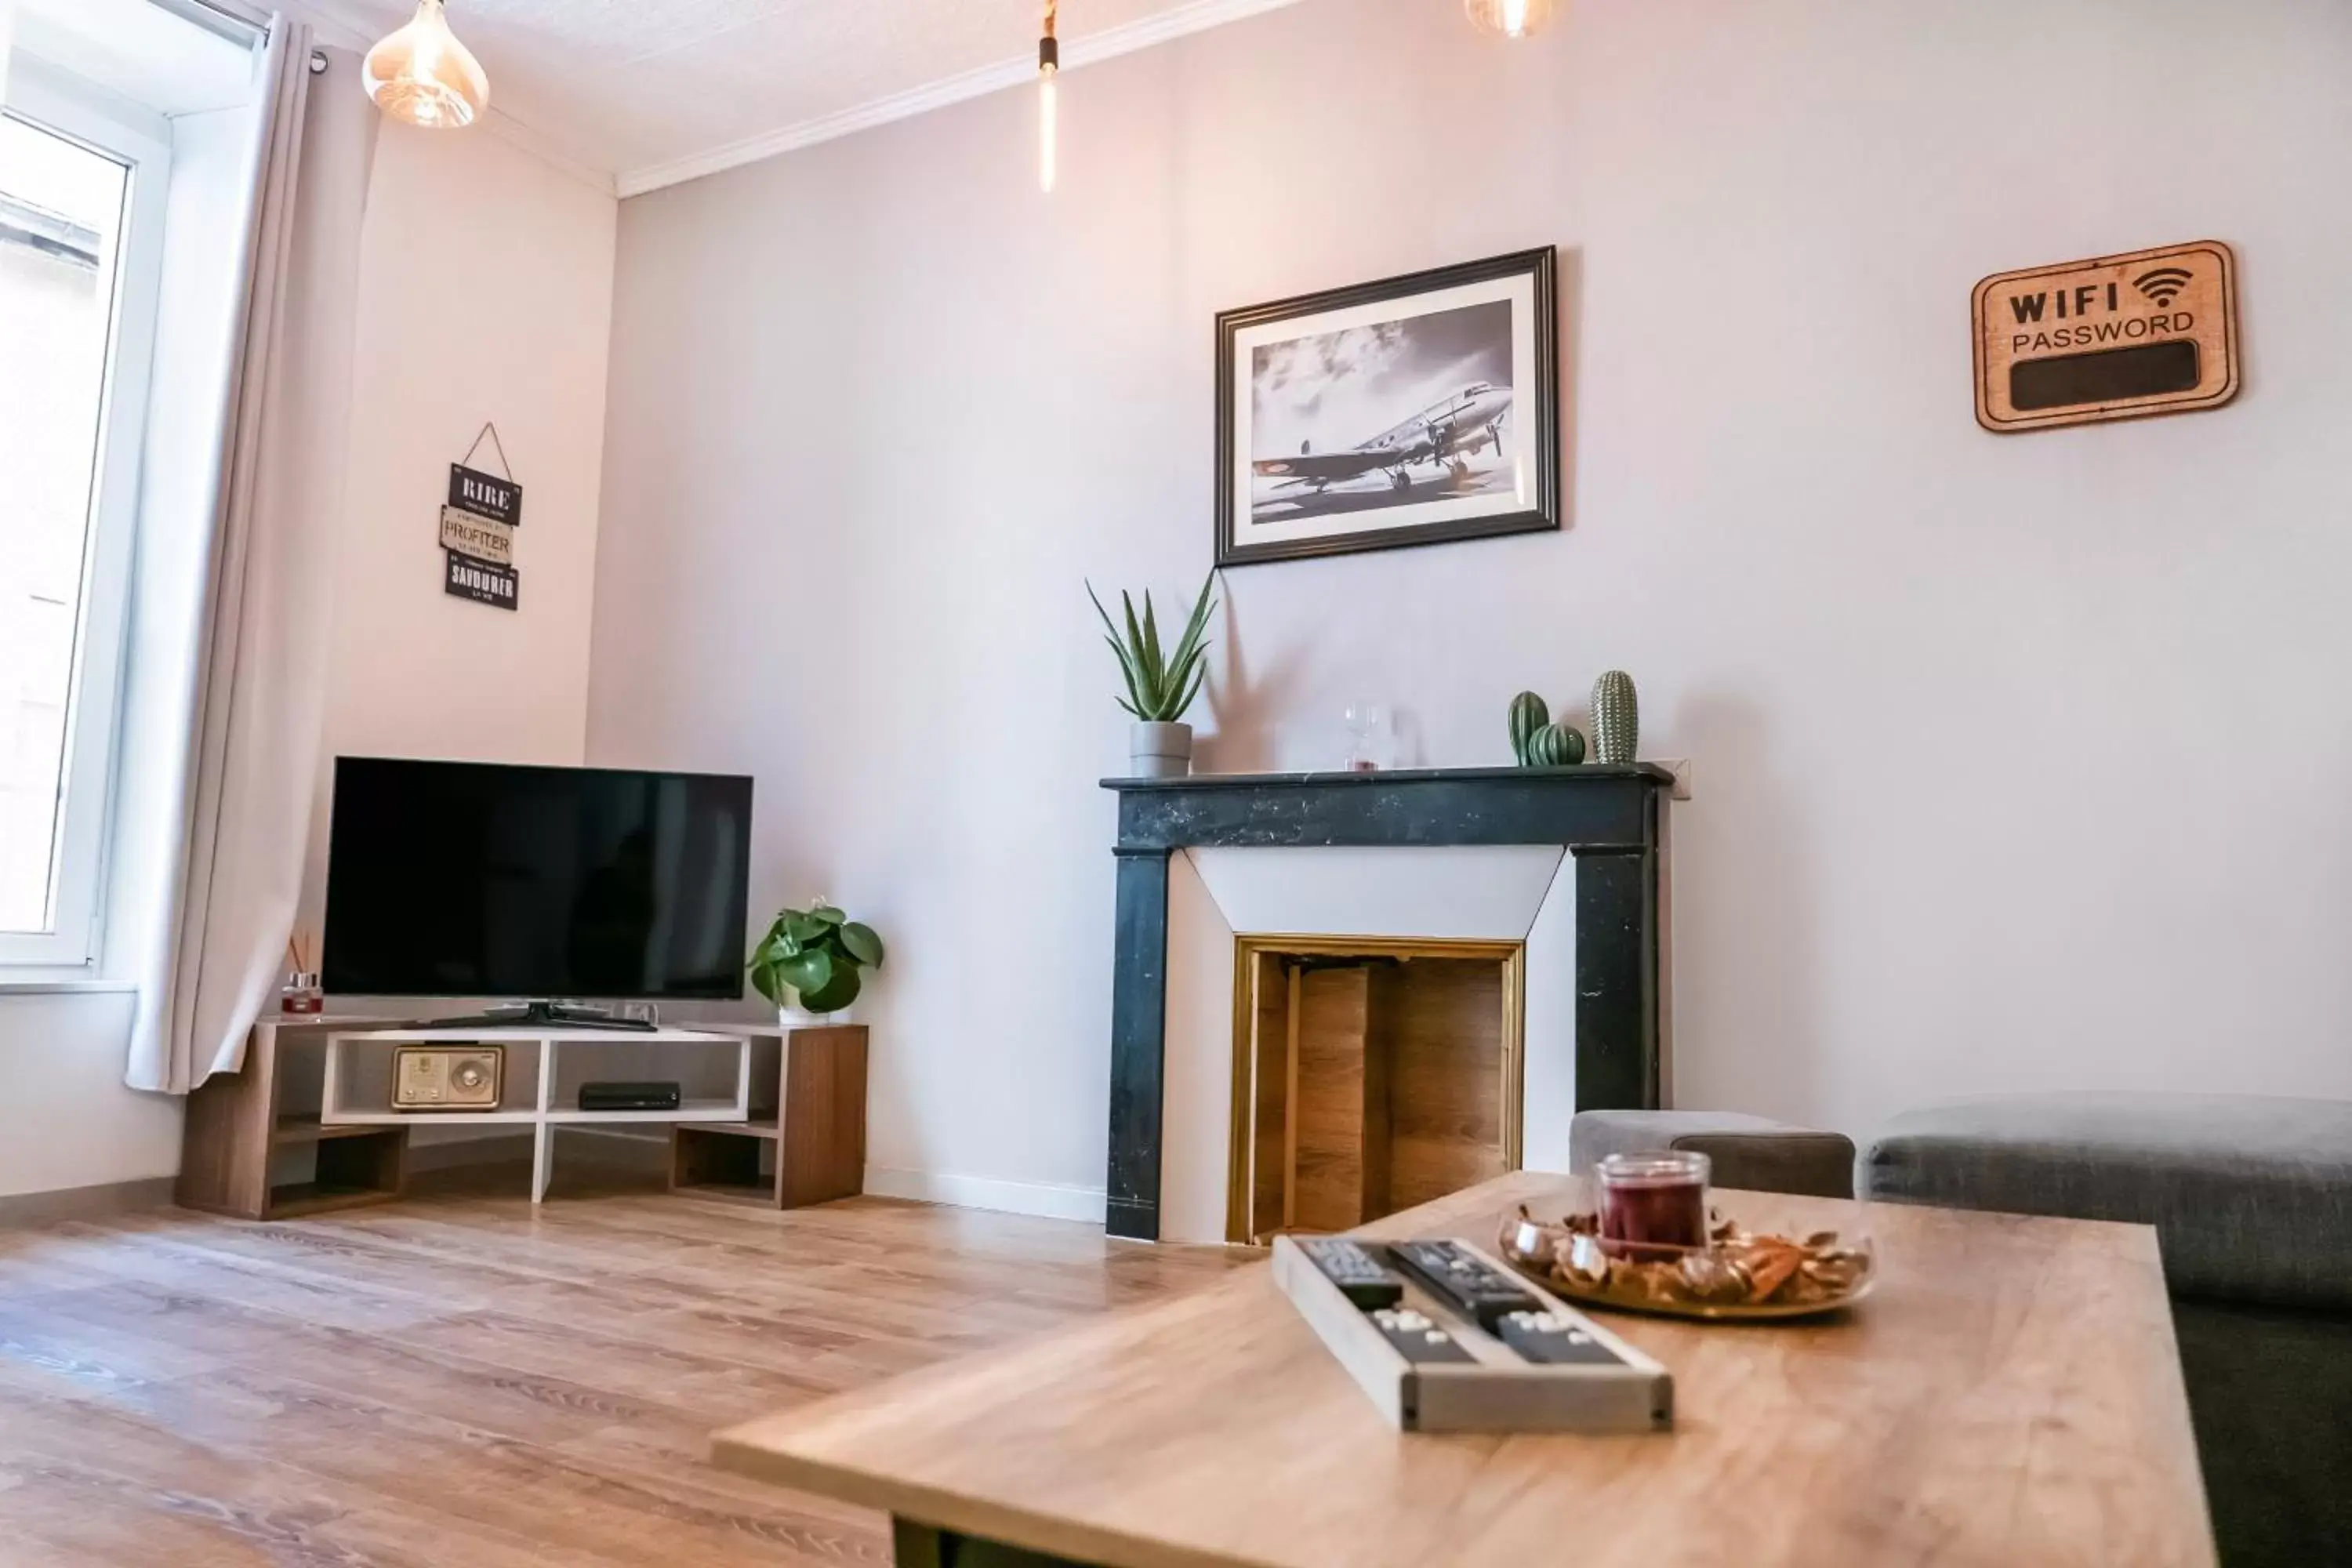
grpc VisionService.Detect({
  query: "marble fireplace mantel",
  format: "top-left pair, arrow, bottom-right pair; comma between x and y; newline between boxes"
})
1101,765 -> 1677,1242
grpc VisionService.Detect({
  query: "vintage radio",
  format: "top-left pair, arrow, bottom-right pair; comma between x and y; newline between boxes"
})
391,1045 -> 504,1111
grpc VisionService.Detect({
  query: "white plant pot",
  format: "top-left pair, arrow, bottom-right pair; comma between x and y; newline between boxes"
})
1130,720 -> 1194,779
779,999 -> 848,1029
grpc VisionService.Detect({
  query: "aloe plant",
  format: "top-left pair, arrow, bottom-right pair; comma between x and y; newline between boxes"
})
1087,572 -> 1218,724
749,901 -> 884,1014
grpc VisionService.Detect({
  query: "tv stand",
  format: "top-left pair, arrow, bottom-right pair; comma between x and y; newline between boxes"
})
316,1024 -> 754,1201
178,1018 -> 870,1218
418,1000 -> 658,1033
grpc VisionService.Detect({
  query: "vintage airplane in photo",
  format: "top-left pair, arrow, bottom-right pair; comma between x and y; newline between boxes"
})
1253,380 -> 1514,493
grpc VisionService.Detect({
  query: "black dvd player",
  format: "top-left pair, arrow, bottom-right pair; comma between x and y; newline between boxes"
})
578,1081 -> 682,1112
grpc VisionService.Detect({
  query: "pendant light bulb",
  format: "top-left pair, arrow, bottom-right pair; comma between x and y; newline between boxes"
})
1038,0 -> 1059,194
364,0 -> 490,129
1039,69 -> 1058,192
1464,0 -> 1559,40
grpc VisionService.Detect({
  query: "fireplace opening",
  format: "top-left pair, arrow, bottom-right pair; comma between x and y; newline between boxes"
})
1226,936 -> 1523,1245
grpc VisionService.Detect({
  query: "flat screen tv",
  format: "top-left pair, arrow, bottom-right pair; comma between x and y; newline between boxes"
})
322,758 -> 753,1002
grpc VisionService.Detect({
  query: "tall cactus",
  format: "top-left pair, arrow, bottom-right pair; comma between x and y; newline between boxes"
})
1592,670 -> 1639,764
1507,691 -> 1549,767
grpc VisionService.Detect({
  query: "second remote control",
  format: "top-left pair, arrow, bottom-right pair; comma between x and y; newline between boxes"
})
1498,1309 -> 1630,1367
1368,1305 -> 1476,1364
1387,1240 -> 1541,1331
1296,1238 -> 1406,1310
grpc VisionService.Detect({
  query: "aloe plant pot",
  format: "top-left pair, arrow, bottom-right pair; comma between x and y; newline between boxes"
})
1130,721 -> 1194,779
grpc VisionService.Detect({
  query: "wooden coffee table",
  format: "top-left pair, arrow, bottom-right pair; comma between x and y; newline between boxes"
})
715,1171 -> 2215,1566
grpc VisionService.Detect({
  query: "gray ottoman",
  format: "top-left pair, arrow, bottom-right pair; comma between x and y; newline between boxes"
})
1863,1092 -> 2352,1568
1569,1109 -> 1856,1199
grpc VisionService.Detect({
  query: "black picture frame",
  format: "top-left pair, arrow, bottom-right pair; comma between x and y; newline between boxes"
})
1214,246 -> 1559,569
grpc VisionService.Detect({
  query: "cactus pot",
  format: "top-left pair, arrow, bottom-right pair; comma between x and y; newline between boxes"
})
1130,721 -> 1194,779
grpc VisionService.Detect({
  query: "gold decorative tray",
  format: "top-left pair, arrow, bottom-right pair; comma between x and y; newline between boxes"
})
1496,1208 -> 1875,1322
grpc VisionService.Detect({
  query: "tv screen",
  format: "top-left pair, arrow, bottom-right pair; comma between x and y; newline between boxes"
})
322,758 -> 753,1001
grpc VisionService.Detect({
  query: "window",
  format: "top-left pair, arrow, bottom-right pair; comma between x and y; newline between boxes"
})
0,66 -> 166,969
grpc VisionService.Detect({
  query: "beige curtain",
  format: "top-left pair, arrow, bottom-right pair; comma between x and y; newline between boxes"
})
125,24 -> 376,1092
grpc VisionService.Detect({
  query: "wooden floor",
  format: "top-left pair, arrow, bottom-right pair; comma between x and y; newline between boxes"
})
0,1173 -> 1250,1566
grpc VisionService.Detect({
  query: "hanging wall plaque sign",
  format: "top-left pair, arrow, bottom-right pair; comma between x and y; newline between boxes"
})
1973,240 -> 2239,433
445,551 -> 520,608
448,462 -> 521,526
438,506 -> 514,567
442,422 -> 522,611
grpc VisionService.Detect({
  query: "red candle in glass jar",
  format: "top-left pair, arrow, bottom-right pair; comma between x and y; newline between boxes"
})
1596,1150 -> 1710,1257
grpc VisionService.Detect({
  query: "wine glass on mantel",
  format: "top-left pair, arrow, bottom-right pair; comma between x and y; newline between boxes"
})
1342,703 -> 1396,774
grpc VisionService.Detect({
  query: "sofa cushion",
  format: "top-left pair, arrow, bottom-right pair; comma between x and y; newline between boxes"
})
1862,1093 -> 2352,1310
1570,1109 -> 1856,1200
2172,1298 -> 2352,1568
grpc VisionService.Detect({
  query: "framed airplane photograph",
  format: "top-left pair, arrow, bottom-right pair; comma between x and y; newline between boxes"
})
1214,246 -> 1559,568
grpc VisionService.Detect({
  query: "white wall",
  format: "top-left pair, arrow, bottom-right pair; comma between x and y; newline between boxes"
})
308,119 -> 617,858
0,991 -> 180,1199
1,114 -> 618,1202
586,0 -> 2352,1210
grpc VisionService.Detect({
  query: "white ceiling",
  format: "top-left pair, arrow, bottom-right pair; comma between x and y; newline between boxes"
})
301,0 -> 1301,195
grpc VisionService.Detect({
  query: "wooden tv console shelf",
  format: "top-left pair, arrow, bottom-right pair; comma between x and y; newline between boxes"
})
176,1018 -> 868,1221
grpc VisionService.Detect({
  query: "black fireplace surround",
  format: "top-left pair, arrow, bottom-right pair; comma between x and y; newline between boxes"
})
1100,764 -> 1676,1242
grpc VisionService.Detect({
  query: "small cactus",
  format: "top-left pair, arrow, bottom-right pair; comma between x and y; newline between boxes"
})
1527,723 -> 1586,768
1592,670 -> 1639,763
1507,691 -> 1549,767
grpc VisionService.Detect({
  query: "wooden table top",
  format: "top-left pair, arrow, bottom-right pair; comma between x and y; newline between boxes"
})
714,1172 -> 2216,1568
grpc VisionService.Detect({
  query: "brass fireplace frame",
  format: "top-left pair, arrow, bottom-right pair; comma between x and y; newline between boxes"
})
1224,934 -> 1526,1246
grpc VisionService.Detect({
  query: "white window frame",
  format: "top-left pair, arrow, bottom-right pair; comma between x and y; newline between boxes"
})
0,57 -> 169,971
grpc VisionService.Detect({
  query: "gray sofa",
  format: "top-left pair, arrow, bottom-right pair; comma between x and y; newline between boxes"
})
1864,1092 -> 2352,1568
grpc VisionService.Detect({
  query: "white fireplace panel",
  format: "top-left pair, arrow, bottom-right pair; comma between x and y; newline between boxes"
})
1522,873 -> 1579,1176
1156,844 -> 1579,1243
1162,849 -> 1239,1245
1188,846 -> 1566,941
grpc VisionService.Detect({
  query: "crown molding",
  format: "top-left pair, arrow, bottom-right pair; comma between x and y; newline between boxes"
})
615,0 -> 1304,199
473,104 -> 619,196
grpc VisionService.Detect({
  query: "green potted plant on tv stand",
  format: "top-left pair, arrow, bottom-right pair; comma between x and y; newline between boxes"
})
749,902 -> 884,1025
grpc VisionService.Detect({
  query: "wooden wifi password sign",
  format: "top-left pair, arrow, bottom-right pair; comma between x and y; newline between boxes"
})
1973,241 -> 2239,432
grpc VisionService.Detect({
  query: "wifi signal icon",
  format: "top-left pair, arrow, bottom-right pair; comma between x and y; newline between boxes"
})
2135,267 -> 2194,306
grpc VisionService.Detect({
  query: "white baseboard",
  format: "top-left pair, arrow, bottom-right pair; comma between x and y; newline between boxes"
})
0,1176 -> 175,1228
862,1166 -> 1108,1225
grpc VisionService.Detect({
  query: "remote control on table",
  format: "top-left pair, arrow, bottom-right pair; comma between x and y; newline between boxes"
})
1497,1308 -> 1635,1367
1367,1305 -> 1477,1365
1294,1238 -> 1406,1311
1387,1240 -> 1544,1332
1269,1236 -> 1674,1433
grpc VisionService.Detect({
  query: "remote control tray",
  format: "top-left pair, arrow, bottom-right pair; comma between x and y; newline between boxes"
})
1272,1236 -> 1673,1435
